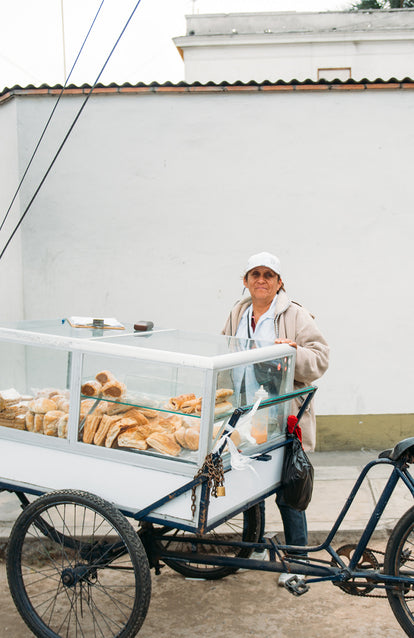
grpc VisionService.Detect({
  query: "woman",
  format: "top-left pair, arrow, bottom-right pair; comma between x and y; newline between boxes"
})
222,251 -> 329,584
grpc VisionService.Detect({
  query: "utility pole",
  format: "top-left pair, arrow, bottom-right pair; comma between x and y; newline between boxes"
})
60,0 -> 67,82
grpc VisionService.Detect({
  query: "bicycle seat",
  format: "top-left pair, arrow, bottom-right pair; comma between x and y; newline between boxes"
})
378,437 -> 414,461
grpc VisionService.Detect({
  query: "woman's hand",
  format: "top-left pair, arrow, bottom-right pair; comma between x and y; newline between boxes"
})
274,338 -> 297,349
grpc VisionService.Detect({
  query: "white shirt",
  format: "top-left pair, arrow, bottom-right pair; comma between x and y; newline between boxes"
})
233,295 -> 278,404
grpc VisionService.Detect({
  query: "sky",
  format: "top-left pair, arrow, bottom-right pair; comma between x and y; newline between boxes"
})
0,0 -> 350,90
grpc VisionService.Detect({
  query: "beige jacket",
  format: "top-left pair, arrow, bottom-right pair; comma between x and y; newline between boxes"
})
222,290 -> 329,451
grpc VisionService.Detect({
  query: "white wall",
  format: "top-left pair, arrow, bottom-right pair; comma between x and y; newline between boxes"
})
1,86 -> 413,419
0,99 -> 24,320
176,10 -> 414,83
179,38 -> 414,83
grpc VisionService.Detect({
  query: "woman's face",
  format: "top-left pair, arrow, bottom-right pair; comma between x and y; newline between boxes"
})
244,266 -> 282,305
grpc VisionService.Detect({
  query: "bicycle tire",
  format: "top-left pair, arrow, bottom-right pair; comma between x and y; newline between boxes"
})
384,506 -> 414,637
7,490 -> 151,638
152,503 -> 262,580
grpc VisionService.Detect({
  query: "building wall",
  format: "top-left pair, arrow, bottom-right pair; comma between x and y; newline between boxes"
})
1,85 -> 413,447
0,98 -> 24,320
175,10 -> 414,83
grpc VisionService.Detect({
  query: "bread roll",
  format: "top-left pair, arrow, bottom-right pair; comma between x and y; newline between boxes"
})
95,370 -> 115,385
184,427 -> 199,451
147,432 -> 181,456
215,388 -> 234,401
34,414 -> 44,433
58,414 -> 68,438
25,411 -> 35,432
29,398 -> 57,414
180,398 -> 202,414
83,415 -> 102,444
101,380 -> 126,399
54,396 -> 70,413
81,380 -> 102,397
169,393 -> 196,410
44,410 -> 65,436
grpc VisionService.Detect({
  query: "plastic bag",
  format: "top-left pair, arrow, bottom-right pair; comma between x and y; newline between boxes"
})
281,435 -> 314,511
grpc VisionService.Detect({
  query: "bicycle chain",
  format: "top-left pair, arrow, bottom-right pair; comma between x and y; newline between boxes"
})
191,453 -> 225,517
334,546 -> 414,599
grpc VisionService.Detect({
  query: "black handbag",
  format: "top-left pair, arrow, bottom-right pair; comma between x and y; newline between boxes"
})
253,360 -> 283,394
281,434 -> 314,511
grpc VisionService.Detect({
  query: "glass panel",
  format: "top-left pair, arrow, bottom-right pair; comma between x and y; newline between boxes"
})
0,318 -> 134,340
78,353 -> 204,464
215,349 -> 295,453
0,342 -> 70,439
91,329 -> 265,358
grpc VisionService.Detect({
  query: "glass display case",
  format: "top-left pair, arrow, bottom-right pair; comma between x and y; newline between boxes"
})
0,320 -> 297,530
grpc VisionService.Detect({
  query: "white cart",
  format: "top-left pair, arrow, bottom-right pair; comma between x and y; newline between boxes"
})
0,319 -> 314,637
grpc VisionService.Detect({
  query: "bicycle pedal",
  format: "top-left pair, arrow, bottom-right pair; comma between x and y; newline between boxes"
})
284,576 -> 310,596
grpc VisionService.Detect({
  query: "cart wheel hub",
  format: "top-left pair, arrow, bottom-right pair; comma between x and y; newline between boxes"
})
61,565 -> 89,587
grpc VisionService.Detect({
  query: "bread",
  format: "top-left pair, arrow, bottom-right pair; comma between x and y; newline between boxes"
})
164,414 -> 183,429
147,432 -> 181,456
122,408 -> 149,426
25,412 -> 35,432
44,410 -> 65,436
93,414 -> 120,446
104,417 -> 137,448
168,393 -> 196,410
118,429 -> 148,450
174,426 -> 188,447
81,380 -> 102,397
180,398 -> 202,414
58,414 -> 68,438
135,423 -> 155,438
29,398 -> 57,414
215,389 -> 234,401
95,370 -> 115,385
101,380 -> 126,399
138,407 -> 159,419
80,399 -> 97,420
83,414 -> 102,444
54,396 -> 70,413
13,414 -> 26,430
34,414 -> 44,433
214,401 -> 233,416
0,388 -> 21,410
184,427 -> 200,450
106,402 -> 131,416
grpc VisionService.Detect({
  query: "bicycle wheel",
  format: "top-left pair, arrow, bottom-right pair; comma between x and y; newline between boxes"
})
151,503 -> 262,580
384,506 -> 414,637
7,490 -> 151,638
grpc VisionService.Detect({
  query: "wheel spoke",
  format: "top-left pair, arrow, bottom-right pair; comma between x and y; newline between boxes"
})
7,490 -> 151,638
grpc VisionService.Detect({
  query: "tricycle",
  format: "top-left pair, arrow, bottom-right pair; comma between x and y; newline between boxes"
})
0,320 -> 413,637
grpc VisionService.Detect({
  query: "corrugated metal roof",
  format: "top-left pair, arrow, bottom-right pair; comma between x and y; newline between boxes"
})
1,78 -> 414,104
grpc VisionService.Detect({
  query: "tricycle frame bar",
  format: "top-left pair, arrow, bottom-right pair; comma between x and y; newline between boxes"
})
152,456 -> 414,588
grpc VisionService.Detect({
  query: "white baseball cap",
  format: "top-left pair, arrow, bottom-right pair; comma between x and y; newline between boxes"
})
244,251 -> 281,277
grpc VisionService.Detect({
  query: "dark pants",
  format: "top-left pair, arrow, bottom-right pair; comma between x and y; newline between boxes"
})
275,491 -> 308,554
